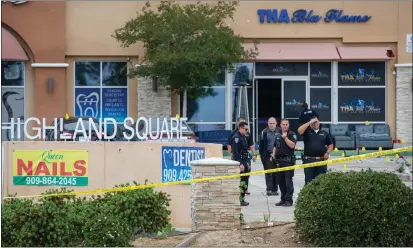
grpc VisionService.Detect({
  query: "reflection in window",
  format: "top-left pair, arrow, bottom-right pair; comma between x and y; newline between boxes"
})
188,124 -> 226,133
1,61 -> 24,86
212,70 -> 226,86
1,61 -> 25,140
187,88 -> 226,122
1,87 -> 25,123
75,61 -> 101,86
233,63 -> 253,86
232,87 -> 252,122
1,124 -> 25,141
102,62 -> 128,86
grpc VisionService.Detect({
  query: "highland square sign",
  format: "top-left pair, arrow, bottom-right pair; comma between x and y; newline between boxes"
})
1,117 -> 189,141
257,9 -> 371,24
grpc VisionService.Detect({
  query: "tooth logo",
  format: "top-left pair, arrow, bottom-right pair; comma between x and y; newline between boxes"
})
76,92 -> 100,118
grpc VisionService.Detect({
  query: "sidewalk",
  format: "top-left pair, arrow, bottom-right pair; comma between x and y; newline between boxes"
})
242,155 -> 412,223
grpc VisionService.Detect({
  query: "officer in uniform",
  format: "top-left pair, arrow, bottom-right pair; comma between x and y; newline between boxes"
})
272,119 -> 297,207
259,117 -> 280,196
299,103 -> 320,124
227,118 -> 257,195
231,121 -> 251,207
298,117 -> 334,184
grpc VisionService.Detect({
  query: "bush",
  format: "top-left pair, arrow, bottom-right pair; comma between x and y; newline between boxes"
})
83,214 -> 133,247
97,181 -> 171,235
295,170 -> 413,247
1,182 -> 172,247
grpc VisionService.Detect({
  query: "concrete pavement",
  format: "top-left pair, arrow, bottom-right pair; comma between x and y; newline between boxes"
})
241,155 -> 412,223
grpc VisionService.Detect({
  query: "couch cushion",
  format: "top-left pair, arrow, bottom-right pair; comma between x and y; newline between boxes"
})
359,134 -> 392,141
374,125 -> 390,135
335,136 -> 352,141
355,125 -> 374,134
330,124 -> 349,136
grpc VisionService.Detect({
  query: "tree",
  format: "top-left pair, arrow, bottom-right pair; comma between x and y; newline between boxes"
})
113,0 -> 259,98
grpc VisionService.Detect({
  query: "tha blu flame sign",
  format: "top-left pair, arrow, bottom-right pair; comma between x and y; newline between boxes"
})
161,146 -> 205,183
257,9 -> 371,24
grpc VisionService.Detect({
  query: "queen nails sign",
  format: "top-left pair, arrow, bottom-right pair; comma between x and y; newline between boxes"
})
257,9 -> 371,24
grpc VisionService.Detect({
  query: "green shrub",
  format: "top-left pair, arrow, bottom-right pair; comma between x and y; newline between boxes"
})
83,213 -> 133,247
295,170 -> 413,247
97,181 -> 172,235
1,182 -> 172,247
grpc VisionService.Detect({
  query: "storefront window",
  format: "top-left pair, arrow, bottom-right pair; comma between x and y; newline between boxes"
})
255,62 -> 308,76
233,63 -> 253,86
74,61 -> 128,123
310,88 -> 332,122
310,62 -> 331,86
337,88 -> 386,122
1,61 -> 25,141
337,61 -> 386,123
338,62 -> 386,86
186,88 -> 226,122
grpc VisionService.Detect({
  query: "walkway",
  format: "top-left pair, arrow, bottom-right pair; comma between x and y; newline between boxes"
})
242,154 -> 412,223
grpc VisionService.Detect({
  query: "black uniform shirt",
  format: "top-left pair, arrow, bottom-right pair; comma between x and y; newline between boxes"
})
303,129 -> 333,157
231,131 -> 249,161
275,131 -> 297,157
228,129 -> 253,147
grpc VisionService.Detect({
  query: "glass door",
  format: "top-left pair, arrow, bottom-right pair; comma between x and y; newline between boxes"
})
282,79 -> 307,135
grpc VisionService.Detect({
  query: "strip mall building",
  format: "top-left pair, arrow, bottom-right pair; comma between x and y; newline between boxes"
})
2,1 -> 412,143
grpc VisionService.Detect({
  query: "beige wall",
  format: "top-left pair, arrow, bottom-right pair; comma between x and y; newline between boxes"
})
2,141 -> 222,228
65,1 -> 412,63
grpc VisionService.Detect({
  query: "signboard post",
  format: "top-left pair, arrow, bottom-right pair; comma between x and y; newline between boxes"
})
161,146 -> 205,183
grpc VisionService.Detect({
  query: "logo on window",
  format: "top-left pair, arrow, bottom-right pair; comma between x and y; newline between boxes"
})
285,99 -> 303,106
311,70 -> 329,78
340,98 -> 381,114
311,102 -> 329,109
340,68 -> 381,83
76,92 -> 100,118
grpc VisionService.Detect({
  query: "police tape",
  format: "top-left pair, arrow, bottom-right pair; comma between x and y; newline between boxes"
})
3,146 -> 412,199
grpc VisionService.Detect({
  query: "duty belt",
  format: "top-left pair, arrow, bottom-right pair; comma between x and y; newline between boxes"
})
240,151 -> 249,160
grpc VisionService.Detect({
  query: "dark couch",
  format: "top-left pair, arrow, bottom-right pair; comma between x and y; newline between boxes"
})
355,124 -> 393,149
329,124 -> 356,149
197,130 -> 232,148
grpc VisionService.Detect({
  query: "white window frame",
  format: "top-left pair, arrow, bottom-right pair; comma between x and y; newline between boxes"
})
336,60 -> 387,124
73,60 -> 129,123
1,61 -> 26,141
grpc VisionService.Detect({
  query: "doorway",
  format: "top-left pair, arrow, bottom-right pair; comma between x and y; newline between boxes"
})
256,79 -> 282,137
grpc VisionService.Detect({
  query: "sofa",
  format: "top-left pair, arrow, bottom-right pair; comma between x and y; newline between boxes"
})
197,130 -> 232,148
329,124 -> 356,149
355,124 -> 393,149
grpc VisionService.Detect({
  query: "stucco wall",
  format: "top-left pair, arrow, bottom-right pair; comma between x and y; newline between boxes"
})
2,141 -> 223,228
2,1 -> 67,123
64,1 -> 412,63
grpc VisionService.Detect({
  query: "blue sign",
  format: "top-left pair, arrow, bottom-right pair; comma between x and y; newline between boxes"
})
161,146 -> 205,183
257,9 -> 371,24
102,88 -> 128,122
75,88 -> 101,119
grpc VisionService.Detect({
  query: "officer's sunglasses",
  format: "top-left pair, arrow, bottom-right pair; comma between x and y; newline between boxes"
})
241,127 -> 248,132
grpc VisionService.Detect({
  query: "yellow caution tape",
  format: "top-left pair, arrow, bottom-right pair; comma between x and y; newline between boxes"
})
3,146 -> 412,199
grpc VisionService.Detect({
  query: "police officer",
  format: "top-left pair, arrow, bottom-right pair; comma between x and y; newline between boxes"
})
298,117 -> 334,184
272,119 -> 297,207
231,121 -> 251,207
227,117 -> 257,195
299,103 -> 320,124
259,117 -> 280,196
